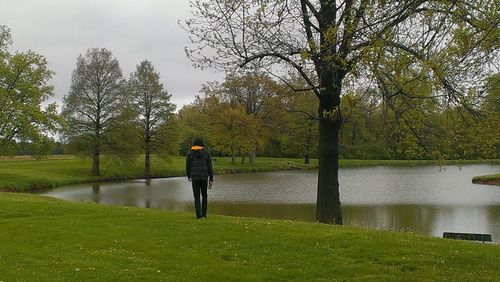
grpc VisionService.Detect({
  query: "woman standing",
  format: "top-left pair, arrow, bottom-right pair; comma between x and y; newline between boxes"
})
185,138 -> 214,219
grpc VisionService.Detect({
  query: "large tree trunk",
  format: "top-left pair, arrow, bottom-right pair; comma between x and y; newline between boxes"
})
314,1 -> 343,224
315,80 -> 343,224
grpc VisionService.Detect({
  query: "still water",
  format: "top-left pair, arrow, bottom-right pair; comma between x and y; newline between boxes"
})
41,164 -> 500,242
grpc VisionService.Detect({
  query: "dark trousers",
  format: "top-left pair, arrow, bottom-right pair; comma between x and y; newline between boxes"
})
191,179 -> 208,218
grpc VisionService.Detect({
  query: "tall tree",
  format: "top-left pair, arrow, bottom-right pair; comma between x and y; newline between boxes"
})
128,60 -> 176,179
62,48 -> 127,176
0,25 -> 59,156
222,72 -> 280,163
184,0 -> 498,224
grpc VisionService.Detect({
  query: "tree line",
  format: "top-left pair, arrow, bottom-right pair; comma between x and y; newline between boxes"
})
178,71 -> 499,163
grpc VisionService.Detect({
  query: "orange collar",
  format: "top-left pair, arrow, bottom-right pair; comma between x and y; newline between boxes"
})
191,146 -> 204,150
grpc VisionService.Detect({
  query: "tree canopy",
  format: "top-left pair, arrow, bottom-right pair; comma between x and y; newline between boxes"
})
62,48 -> 128,175
128,60 -> 177,178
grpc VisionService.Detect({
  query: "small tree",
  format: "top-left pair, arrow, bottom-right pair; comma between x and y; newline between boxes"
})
62,48 -> 127,176
128,60 -> 176,179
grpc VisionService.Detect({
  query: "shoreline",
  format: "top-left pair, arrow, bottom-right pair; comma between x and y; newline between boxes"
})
0,157 -> 317,193
475,180 -> 500,186
472,174 -> 500,186
1,157 -> 499,193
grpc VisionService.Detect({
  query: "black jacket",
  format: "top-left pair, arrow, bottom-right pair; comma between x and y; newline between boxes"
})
186,148 -> 214,181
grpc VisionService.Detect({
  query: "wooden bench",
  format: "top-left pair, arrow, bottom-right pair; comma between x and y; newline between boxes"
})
443,232 -> 492,243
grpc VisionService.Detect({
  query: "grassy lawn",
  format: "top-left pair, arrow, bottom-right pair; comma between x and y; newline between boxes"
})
0,156 -> 316,192
0,192 -> 498,281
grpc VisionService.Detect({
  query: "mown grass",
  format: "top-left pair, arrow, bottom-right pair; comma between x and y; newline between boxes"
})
1,156 -> 499,192
473,173 -> 500,186
0,192 -> 498,281
0,156 -> 316,192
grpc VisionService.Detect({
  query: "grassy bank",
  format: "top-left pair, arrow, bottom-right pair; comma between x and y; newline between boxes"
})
473,173 -> 500,186
0,193 -> 498,281
1,156 -> 499,192
0,156 -> 315,192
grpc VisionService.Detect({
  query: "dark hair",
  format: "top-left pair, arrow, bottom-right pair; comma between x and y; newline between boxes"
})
192,137 -> 205,147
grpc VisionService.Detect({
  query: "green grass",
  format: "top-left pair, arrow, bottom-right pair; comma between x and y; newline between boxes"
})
0,192 -> 498,281
0,156 -> 316,192
473,173 -> 500,185
1,156 -> 499,192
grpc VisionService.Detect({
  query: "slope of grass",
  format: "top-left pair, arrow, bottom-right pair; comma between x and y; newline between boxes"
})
0,192 -> 498,281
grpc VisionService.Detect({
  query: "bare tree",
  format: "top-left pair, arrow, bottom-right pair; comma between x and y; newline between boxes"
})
62,48 -> 127,176
184,0 -> 499,224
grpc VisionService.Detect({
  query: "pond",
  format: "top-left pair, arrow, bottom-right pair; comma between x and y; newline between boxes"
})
41,164 -> 500,242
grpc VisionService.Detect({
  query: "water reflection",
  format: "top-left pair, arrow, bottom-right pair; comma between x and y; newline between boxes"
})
41,164 -> 500,242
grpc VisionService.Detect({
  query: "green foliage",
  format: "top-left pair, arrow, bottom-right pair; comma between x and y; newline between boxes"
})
178,74 -> 284,162
177,72 -> 499,161
0,25 -> 60,155
271,89 -> 319,161
177,97 -> 214,155
220,72 -> 284,161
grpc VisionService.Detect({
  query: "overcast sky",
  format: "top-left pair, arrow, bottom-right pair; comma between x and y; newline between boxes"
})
0,0 -> 223,109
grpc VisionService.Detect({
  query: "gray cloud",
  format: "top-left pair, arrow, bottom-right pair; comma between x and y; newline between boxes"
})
0,0 -> 223,109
